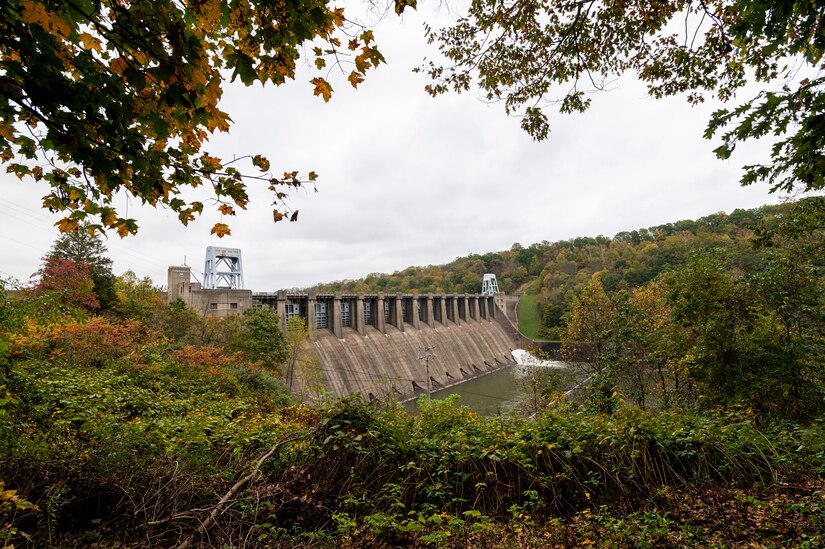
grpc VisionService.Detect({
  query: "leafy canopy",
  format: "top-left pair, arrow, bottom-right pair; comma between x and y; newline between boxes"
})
422,0 -> 825,198
0,0 -> 387,237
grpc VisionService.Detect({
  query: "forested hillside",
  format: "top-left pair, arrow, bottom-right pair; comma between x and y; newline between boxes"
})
314,201 -> 821,339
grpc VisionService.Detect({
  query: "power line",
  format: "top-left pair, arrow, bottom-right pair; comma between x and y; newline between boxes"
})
0,198 -> 172,275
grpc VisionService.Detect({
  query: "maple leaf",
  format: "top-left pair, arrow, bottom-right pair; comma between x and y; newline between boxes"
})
78,32 -> 102,51
348,71 -> 365,89
331,7 -> 345,27
56,217 -> 79,233
394,0 -> 416,15
251,154 -> 270,172
210,223 -> 231,237
310,77 -> 333,102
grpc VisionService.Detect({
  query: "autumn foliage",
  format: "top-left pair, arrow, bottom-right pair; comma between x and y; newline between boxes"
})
30,256 -> 99,311
8,317 -> 146,367
1,0 -> 387,236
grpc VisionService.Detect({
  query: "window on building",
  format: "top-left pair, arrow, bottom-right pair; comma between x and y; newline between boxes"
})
315,302 -> 327,329
230,303 -> 238,310
285,301 -> 301,322
341,301 -> 352,327
209,303 -> 218,310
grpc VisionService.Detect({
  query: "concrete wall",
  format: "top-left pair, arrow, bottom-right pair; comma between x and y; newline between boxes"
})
310,318 -> 516,401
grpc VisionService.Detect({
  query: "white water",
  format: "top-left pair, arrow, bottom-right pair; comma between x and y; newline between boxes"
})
510,349 -> 566,368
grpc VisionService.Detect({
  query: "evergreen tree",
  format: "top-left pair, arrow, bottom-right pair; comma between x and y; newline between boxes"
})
48,226 -> 117,311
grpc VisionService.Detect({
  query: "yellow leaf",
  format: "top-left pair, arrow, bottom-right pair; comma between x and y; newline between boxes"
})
78,32 -> 101,51
355,51 -> 370,73
55,217 -> 79,233
21,1 -> 71,38
218,204 -> 235,216
331,7 -> 345,27
210,223 -> 231,237
310,77 -> 332,102
252,154 -> 270,171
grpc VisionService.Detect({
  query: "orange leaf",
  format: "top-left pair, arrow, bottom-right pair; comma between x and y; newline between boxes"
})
348,70 -> 365,89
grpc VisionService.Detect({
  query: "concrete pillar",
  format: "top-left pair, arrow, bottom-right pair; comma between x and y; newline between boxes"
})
488,296 -> 495,319
472,295 -> 481,322
376,294 -> 386,334
479,296 -> 487,320
355,295 -> 365,336
332,292 -> 343,339
276,290 -> 287,330
425,294 -> 435,328
411,295 -> 420,329
451,294 -> 460,326
439,296 -> 448,326
306,292 -> 316,337
394,295 -> 404,332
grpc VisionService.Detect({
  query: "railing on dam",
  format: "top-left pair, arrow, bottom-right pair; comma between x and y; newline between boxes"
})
251,292 -> 497,339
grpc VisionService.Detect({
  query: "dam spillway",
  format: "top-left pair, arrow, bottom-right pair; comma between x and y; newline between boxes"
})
312,319 -> 516,400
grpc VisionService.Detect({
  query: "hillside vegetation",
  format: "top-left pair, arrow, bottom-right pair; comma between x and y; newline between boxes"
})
0,201 -> 823,546
314,201 -> 823,338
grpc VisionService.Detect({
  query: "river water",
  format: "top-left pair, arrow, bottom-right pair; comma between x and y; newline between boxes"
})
403,366 -> 526,416
403,353 -> 579,416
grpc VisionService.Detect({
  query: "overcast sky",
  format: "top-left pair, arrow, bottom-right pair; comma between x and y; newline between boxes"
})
0,6 -> 785,291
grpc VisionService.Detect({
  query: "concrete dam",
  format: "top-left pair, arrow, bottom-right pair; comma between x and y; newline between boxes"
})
168,265 -> 518,400
255,291 -> 517,400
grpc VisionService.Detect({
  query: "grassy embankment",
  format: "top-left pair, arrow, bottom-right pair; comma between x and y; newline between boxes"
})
517,285 -> 554,343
